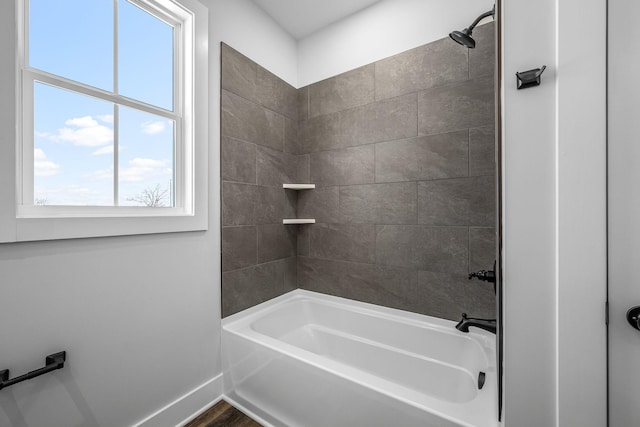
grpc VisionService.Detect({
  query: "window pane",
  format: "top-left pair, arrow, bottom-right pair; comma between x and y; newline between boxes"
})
118,107 -> 174,207
29,0 -> 113,91
34,82 -> 114,206
119,1 -> 174,110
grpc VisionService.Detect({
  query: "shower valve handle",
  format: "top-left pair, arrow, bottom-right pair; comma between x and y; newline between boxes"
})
468,269 -> 496,283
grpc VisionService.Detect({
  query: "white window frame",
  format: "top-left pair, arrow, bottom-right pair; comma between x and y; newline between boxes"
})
5,0 -> 208,242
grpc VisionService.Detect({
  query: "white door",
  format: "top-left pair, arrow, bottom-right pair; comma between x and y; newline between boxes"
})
609,1 -> 640,425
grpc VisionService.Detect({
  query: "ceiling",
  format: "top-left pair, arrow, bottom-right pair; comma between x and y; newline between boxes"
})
251,0 -> 383,39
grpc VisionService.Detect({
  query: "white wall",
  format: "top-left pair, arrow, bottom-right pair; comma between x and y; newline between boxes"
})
555,0 -> 607,425
502,0 -> 607,426
500,0 -> 557,424
297,0 -> 494,86
209,0 -> 298,86
0,1 -> 297,427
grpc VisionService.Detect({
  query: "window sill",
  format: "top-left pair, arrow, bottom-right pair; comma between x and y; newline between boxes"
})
17,205 -> 192,219
8,211 -> 208,242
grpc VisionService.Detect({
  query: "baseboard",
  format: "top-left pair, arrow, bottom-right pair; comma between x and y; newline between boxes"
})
222,395 -> 275,427
133,374 -> 224,427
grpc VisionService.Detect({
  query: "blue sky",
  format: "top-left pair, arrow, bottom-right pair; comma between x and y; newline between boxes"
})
30,0 -> 175,206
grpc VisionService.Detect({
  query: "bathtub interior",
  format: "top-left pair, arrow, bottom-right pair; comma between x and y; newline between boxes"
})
251,298 -> 491,404
256,300 -> 488,371
223,290 -> 498,427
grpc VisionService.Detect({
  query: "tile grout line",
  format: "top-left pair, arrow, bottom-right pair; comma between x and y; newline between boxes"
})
222,88 -> 296,125
468,226 -> 471,275
468,128 -> 471,177
415,92 -> 419,137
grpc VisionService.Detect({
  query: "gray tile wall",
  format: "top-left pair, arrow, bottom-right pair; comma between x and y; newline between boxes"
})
297,23 -> 497,320
221,43 -> 298,317
221,24 -> 496,320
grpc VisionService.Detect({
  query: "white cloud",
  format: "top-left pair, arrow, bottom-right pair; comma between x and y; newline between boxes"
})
92,145 -> 125,156
35,131 -> 51,139
34,148 -> 61,177
92,146 -> 114,156
120,158 -> 172,182
46,115 -> 113,147
65,116 -> 98,127
129,158 -> 168,168
141,120 -> 166,135
88,167 -> 114,181
67,186 -> 95,195
34,148 -> 47,161
34,184 -> 111,206
97,114 -> 114,124
87,158 -> 171,183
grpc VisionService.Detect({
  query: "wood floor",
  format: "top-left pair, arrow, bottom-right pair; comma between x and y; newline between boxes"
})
185,400 -> 263,427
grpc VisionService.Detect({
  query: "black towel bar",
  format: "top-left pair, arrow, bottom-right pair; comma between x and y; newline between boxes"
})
0,351 -> 66,390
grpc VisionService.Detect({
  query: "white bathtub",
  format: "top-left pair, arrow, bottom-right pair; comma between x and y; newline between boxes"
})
222,290 -> 497,427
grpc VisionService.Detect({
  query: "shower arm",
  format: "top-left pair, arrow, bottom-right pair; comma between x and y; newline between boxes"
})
466,6 -> 495,32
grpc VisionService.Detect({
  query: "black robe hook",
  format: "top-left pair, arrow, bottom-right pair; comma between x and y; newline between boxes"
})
516,65 -> 547,89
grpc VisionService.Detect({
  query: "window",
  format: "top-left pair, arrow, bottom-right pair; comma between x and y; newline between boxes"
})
9,0 -> 208,241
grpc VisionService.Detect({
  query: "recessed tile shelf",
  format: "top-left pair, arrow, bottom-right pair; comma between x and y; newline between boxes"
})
283,184 -> 316,190
283,219 -> 316,225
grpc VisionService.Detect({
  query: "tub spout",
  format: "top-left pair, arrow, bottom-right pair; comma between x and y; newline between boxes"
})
455,313 -> 496,334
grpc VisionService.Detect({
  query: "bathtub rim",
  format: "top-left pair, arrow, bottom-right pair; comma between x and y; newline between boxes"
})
223,289 -> 495,342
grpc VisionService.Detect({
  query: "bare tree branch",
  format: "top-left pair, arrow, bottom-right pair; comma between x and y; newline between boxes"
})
126,184 -> 169,207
